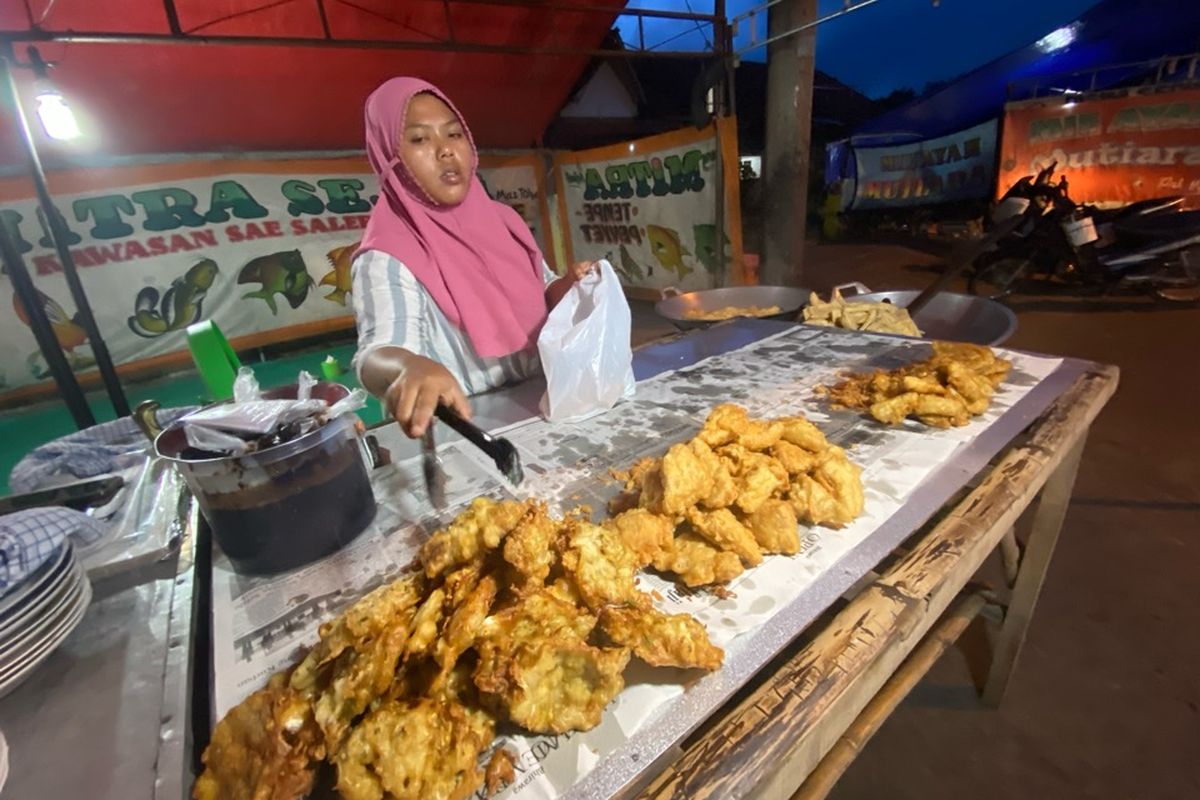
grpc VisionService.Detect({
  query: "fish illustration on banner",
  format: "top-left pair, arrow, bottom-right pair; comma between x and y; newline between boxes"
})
617,243 -> 646,282
237,250 -> 313,314
646,224 -> 693,278
127,258 -> 219,338
320,244 -> 356,306
11,286 -> 96,376
692,224 -> 730,275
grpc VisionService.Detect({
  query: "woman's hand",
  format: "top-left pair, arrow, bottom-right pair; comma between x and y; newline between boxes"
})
383,353 -> 471,438
567,260 -> 599,282
546,261 -> 599,310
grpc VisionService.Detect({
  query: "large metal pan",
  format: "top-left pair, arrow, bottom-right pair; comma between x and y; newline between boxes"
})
655,285 -> 812,330
831,282 -> 1017,345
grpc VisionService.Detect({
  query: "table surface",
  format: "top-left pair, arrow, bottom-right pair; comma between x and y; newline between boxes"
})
0,319 -> 1106,800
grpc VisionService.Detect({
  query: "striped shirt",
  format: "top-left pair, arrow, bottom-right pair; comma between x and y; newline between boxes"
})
351,249 -> 556,396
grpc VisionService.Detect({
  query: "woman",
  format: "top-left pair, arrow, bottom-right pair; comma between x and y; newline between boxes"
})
351,77 -> 593,438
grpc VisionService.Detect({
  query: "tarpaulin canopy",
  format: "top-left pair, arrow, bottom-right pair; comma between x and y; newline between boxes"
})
0,0 -> 628,166
849,0 -> 1200,146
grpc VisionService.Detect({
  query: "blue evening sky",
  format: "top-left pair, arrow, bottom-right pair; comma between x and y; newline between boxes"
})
616,0 -> 1104,98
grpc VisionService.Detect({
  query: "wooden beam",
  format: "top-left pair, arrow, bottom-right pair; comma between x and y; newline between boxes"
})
790,592 -> 988,800
982,433 -> 1088,706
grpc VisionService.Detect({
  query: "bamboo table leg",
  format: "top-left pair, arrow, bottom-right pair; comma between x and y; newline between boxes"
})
982,433 -> 1088,707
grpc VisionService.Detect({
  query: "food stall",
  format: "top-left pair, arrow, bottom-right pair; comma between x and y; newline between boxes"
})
0,316 -> 1117,799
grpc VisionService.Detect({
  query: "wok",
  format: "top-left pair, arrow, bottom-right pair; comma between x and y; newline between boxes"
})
830,282 -> 1017,346
655,285 -> 813,330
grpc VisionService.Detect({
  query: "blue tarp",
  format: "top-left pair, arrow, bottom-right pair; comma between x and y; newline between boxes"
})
849,0 -> 1200,146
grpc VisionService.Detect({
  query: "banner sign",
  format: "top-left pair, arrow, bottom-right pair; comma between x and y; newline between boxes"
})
553,119 -> 744,294
997,85 -> 1200,209
0,153 -> 551,399
851,120 -> 998,209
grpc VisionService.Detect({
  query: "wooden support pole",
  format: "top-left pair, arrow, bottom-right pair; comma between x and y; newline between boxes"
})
982,433 -> 1088,707
999,526 -> 1021,586
762,0 -> 816,286
791,592 -> 988,800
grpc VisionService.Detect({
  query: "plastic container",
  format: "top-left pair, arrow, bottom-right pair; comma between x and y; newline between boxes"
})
154,382 -> 376,574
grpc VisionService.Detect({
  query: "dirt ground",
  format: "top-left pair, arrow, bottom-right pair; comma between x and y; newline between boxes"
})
731,242 -> 1200,800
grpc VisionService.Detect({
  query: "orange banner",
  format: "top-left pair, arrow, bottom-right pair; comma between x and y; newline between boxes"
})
997,85 -> 1200,209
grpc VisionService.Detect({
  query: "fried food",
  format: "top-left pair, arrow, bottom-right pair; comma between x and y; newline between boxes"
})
599,605 -> 724,670
196,404 -> 862,799
660,441 -> 715,515
820,341 -> 1010,428
687,508 -> 763,566
560,521 -> 645,611
652,532 -> 745,587
682,304 -> 781,321
502,503 -> 559,592
605,508 -> 676,567
335,698 -> 494,800
745,498 -> 801,555
432,575 -> 499,689
484,749 -> 517,796
803,288 -> 922,336
475,635 -> 630,733
421,497 -> 528,579
193,674 -> 323,800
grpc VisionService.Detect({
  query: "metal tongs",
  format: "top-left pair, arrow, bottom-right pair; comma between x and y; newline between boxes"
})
420,405 -> 525,509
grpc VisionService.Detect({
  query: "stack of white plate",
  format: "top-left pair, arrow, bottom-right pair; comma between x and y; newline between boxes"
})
0,540 -> 92,699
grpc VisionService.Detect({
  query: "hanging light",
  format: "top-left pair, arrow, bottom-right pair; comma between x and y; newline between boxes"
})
29,47 -> 81,141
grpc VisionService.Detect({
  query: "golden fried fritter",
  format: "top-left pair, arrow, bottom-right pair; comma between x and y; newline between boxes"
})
432,574 -> 499,689
291,576 -> 424,694
696,403 -> 747,448
686,508 -> 763,566
598,605 -> 724,670
405,588 -> 446,660
769,439 -> 817,476
651,532 -> 744,586
484,748 -> 517,796
734,462 -> 785,515
604,508 -> 676,567
421,497 -> 528,579
820,342 -> 1010,428
474,636 -> 630,734
812,448 -> 865,525
660,441 -> 714,515
560,521 -> 646,611
335,698 -> 494,800
193,674 -> 323,800
745,498 -> 801,555
788,474 -> 843,528
502,503 -> 559,592
779,415 -> 830,453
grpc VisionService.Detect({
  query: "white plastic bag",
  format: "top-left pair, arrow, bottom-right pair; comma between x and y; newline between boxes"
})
537,259 -> 635,422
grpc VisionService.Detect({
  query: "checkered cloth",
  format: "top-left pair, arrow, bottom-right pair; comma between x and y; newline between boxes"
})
0,507 -> 107,595
8,407 -> 198,494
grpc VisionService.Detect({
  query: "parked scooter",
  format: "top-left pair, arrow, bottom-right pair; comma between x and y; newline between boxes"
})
969,162 -> 1200,300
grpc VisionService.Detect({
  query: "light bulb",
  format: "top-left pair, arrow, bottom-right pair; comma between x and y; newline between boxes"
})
35,89 -> 81,141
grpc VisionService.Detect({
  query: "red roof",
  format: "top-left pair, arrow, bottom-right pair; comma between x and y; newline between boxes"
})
0,1 -> 626,165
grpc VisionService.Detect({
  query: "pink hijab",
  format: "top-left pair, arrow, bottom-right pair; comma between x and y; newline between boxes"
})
357,77 -> 547,358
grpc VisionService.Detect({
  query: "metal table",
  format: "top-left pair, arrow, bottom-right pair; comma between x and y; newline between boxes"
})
0,319 -> 1118,800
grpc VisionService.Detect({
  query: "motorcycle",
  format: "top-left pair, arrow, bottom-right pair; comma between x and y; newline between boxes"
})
968,162 -> 1200,301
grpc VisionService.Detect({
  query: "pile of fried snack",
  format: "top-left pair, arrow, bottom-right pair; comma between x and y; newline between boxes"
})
682,304 -> 782,321
606,403 -> 864,586
819,342 -> 1011,428
802,288 -> 922,337
193,405 -> 865,800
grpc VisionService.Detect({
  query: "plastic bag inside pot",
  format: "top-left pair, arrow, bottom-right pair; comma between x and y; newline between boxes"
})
181,368 -> 366,457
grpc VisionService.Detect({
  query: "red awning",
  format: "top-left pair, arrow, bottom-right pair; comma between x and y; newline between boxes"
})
0,0 -> 626,165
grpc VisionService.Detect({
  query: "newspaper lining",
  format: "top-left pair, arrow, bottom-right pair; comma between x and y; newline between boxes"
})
210,326 -> 1063,798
